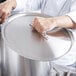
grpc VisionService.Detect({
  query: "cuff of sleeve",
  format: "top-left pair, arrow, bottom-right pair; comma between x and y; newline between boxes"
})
13,0 -> 27,12
66,11 -> 76,23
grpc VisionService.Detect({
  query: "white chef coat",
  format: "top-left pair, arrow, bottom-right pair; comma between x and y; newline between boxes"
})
13,0 -> 76,65
14,0 -> 76,23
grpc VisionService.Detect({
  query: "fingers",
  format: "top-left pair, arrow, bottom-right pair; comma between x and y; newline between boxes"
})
0,12 -> 2,17
32,17 -> 45,34
32,17 -> 57,35
0,11 -> 3,23
0,12 -> 9,24
0,1 -> 11,24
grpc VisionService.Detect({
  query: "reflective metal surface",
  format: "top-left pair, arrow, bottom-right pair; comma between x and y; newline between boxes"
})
1,43 -> 50,76
1,13 -> 74,76
2,13 -> 74,61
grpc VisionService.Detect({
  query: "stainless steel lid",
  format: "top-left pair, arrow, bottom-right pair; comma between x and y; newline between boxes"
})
2,13 -> 74,61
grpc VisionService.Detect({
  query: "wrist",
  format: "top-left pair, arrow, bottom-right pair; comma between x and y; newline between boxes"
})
49,17 -> 58,28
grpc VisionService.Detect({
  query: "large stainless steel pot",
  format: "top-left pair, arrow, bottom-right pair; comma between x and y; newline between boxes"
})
1,12 -> 74,76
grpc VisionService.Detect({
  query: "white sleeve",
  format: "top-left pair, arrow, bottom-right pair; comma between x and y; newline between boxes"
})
66,0 -> 76,23
66,11 -> 76,23
13,0 -> 42,12
13,0 -> 27,12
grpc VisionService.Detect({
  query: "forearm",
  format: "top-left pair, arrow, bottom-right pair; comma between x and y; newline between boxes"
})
54,15 -> 76,29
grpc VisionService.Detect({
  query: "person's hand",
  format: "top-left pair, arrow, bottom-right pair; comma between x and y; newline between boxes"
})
32,15 -> 76,35
32,17 -> 57,34
0,0 -> 16,24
